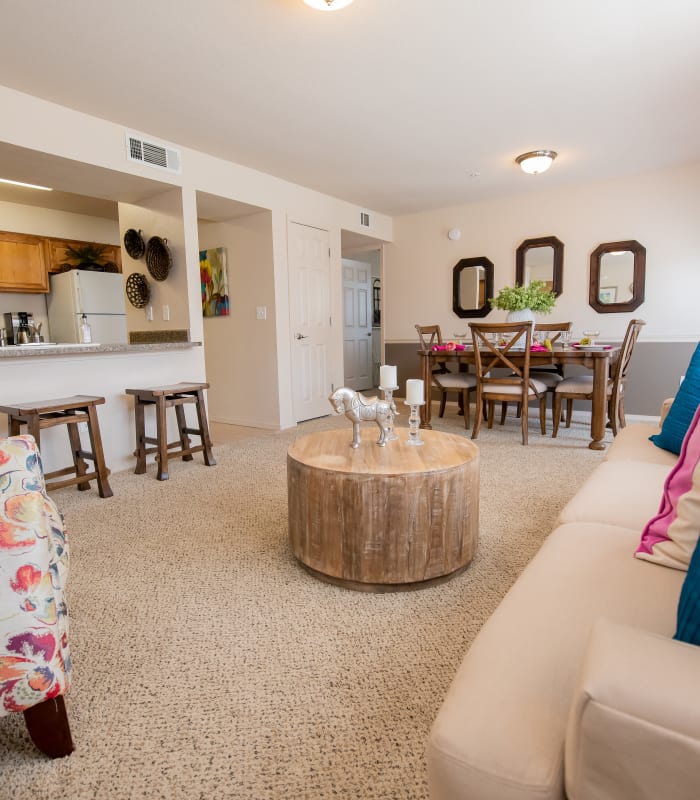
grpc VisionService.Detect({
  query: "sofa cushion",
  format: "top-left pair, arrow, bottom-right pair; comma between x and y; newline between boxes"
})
557,460 -> 671,532
649,341 -> 700,455
675,537 -> 700,645
427,522 -> 683,800
636,405 -> 700,571
604,422 -> 677,468
565,619 -> 700,800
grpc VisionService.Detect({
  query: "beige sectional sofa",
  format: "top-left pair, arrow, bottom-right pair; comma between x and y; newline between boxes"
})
427,406 -> 700,800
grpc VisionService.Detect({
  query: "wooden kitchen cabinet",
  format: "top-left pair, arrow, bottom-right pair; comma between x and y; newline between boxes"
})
0,231 -> 49,292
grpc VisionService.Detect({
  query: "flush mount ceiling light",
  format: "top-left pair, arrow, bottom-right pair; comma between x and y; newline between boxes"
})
304,0 -> 354,10
515,150 -> 557,175
0,177 -> 53,191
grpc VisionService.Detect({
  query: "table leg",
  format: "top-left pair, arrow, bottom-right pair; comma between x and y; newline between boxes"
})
420,353 -> 433,429
589,356 -> 609,451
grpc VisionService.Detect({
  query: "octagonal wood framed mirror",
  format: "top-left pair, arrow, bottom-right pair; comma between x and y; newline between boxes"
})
589,240 -> 645,313
452,257 -> 493,318
515,236 -> 564,297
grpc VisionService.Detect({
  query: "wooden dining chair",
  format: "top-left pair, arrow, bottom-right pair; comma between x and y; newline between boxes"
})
505,321 -> 573,423
415,324 -> 476,428
552,319 -> 646,438
469,321 -> 548,445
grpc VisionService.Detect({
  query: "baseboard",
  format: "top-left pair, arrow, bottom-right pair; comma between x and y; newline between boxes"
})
625,413 -> 661,424
210,415 -> 280,431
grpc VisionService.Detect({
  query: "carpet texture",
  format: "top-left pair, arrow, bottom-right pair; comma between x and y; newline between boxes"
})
0,409 -> 605,799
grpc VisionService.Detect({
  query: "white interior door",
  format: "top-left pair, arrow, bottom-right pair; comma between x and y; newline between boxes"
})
342,259 -> 373,391
288,221 -> 332,422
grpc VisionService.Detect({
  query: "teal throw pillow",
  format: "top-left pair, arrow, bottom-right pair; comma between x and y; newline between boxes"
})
650,341 -> 700,455
675,537 -> 700,646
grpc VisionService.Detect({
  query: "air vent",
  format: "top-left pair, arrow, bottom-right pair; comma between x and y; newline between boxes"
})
125,132 -> 182,174
360,211 -> 371,229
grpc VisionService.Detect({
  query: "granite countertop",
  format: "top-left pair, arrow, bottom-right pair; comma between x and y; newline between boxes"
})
0,342 -> 201,358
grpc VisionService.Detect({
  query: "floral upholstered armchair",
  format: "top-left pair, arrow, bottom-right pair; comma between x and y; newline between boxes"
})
0,435 -> 73,757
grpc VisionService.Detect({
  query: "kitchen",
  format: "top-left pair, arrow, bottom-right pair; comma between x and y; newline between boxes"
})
0,168 -> 206,476
2,236 -> 128,348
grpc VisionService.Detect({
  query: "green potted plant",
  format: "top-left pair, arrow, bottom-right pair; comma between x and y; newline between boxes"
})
61,243 -> 108,271
489,280 -> 557,317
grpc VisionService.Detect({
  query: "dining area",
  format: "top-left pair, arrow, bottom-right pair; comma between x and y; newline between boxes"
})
414,318 -> 644,450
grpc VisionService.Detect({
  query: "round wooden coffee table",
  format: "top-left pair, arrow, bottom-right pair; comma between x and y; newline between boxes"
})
287,428 -> 479,592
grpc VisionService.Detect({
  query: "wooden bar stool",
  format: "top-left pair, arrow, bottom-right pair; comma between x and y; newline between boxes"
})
0,395 -> 113,498
125,382 -> 216,481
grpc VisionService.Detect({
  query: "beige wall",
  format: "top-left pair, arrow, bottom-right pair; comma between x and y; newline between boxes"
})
0,84 -> 393,431
119,191 -> 189,334
385,162 -> 700,344
199,211 -> 279,428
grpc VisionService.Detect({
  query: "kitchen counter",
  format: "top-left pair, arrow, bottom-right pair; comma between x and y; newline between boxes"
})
0,342 -> 201,358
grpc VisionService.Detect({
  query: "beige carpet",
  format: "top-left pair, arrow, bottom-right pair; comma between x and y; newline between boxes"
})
0,408 -> 606,800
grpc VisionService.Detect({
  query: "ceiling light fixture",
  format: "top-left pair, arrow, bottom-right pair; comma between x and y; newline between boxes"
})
303,0 -> 354,10
0,177 -> 53,191
515,150 -> 557,175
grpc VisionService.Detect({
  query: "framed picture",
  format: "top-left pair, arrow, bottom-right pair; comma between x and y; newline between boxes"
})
200,247 -> 230,316
599,286 -> 617,304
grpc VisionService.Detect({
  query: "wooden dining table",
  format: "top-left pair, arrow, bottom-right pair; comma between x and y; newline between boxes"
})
418,343 -> 621,450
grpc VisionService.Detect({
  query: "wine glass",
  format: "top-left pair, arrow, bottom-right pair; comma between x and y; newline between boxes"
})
559,330 -> 572,348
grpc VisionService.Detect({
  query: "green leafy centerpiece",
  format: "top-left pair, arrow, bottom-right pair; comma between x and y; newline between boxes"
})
489,280 -> 557,348
489,280 -> 557,314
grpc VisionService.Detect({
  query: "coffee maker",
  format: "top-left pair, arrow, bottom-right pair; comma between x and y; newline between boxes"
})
3,311 -> 35,345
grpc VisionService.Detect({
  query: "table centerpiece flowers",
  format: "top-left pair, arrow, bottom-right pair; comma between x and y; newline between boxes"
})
489,280 -> 557,348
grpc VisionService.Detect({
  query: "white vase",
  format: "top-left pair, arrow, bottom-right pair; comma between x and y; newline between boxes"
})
506,308 -> 535,349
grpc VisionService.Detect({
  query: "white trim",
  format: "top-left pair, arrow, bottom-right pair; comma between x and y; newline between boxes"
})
625,413 -> 661,424
210,414 -> 282,430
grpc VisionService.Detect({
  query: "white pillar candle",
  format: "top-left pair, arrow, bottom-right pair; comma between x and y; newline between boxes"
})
406,379 -> 424,404
380,364 -> 397,387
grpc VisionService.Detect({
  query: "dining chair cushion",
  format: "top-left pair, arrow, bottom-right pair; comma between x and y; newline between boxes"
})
553,375 -> 612,396
530,371 -> 563,389
675,537 -> 700,645
649,341 -> 700,455
482,377 -> 548,397
636,404 -> 700,571
433,373 -> 477,389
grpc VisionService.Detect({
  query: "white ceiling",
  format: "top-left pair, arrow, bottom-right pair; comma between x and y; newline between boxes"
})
0,0 -> 698,216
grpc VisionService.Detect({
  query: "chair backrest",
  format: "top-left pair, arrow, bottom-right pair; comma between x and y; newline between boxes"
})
534,321 -> 572,344
612,319 -> 646,385
469,321 -> 535,395
415,324 -> 443,350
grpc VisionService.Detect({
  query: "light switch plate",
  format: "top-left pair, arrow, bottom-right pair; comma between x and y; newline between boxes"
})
256,306 -> 267,320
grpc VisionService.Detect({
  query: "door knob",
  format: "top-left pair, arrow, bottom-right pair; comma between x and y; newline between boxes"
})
296,333 -> 309,340
367,332 -> 372,336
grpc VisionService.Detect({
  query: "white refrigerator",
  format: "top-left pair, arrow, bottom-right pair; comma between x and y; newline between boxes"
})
47,270 -> 128,344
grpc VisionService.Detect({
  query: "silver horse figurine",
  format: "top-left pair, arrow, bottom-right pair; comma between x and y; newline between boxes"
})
329,386 -> 398,448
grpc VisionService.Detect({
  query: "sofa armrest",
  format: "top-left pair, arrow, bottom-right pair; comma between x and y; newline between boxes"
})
660,397 -> 675,426
565,618 -> 700,800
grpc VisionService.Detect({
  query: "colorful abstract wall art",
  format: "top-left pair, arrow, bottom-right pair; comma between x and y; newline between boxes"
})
200,247 -> 230,316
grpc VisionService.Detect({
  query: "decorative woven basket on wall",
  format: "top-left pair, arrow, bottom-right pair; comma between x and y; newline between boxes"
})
125,272 -> 150,308
123,228 -> 146,260
145,236 -> 172,281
